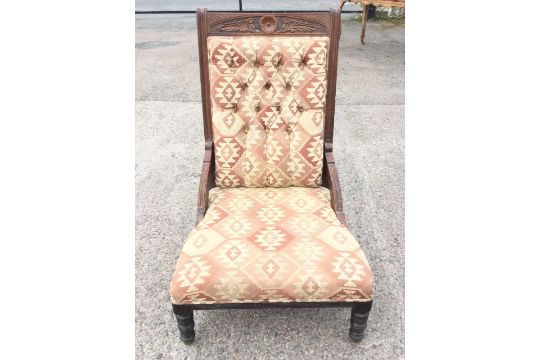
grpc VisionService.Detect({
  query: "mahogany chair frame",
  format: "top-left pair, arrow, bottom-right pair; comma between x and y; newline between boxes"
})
172,8 -> 373,344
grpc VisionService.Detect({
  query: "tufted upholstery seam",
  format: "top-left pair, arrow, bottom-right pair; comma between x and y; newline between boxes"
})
209,36 -> 329,188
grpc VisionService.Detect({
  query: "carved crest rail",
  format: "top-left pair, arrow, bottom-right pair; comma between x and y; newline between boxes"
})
206,12 -> 333,36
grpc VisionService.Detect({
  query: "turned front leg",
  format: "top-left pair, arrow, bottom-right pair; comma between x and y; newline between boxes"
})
349,301 -> 372,342
172,304 -> 195,344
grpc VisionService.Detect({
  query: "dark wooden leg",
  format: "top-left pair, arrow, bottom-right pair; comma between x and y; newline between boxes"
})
349,300 -> 372,342
172,304 -> 195,344
361,4 -> 369,44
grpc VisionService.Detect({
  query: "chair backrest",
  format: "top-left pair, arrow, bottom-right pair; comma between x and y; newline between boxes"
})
197,9 -> 340,188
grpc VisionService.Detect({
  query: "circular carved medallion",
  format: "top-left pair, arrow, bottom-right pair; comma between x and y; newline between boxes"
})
260,16 -> 277,33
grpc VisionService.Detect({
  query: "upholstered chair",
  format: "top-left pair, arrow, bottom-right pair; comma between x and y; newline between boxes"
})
169,9 -> 374,343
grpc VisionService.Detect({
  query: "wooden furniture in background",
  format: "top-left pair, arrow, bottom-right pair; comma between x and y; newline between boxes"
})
339,0 -> 405,44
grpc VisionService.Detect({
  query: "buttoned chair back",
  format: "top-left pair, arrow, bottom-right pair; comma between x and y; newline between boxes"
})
197,10 -> 341,188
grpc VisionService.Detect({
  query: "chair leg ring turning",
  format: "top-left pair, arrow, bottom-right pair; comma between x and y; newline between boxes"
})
173,305 -> 195,344
349,301 -> 372,342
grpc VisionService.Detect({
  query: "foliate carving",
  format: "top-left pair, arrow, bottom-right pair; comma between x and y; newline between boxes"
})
210,15 -> 326,35
276,18 -> 317,33
219,17 -> 259,33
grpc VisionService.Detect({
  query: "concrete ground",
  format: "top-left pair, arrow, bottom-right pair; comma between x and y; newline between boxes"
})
136,11 -> 404,360
137,0 -> 351,12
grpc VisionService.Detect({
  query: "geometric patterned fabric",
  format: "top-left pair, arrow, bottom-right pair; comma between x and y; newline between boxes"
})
208,36 -> 329,187
170,187 -> 373,304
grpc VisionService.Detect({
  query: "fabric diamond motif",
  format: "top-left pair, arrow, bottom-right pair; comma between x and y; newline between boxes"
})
222,113 -> 237,129
220,215 -> 252,238
226,195 -> 255,212
332,231 -> 347,245
208,36 -> 329,187
243,157 -> 254,174
175,256 -> 211,293
311,111 -> 323,127
311,81 -> 327,104
265,172 -> 278,186
229,221 -> 244,233
331,253 -> 367,287
318,226 -> 360,252
226,245 -> 241,261
244,251 -> 297,289
170,186 -> 374,305
265,139 -> 284,163
185,263 -> 202,283
182,228 -> 224,256
339,258 -> 356,276
256,205 -> 285,224
295,198 -> 307,209
211,43 -> 247,74
293,271 -> 329,299
223,83 -> 237,102
216,137 -> 242,168
198,207 -> 228,229
288,217 -> 318,236
315,207 -> 338,225
263,259 -> 279,278
193,235 -> 208,249
217,173 -> 240,188
300,137 -> 323,167
217,240 -> 251,269
264,189 -> 278,199
253,226 -> 288,251
214,77 -> 243,108
301,276 -> 320,295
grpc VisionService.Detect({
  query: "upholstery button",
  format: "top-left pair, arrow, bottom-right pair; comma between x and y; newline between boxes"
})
264,124 -> 269,132
264,81 -> 271,90
239,81 -> 248,90
275,105 -> 281,113
252,58 -> 259,67
297,105 -> 304,113
285,82 -> 291,91
243,124 -> 249,134
275,57 -> 282,67
232,104 -> 238,113
286,125 -> 292,134
255,104 -> 261,112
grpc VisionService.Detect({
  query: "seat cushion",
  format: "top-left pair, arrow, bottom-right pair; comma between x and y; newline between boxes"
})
208,36 -> 329,188
170,187 -> 373,305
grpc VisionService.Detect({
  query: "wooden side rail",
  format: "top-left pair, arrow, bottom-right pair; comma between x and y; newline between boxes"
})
323,142 -> 346,226
195,140 -> 215,225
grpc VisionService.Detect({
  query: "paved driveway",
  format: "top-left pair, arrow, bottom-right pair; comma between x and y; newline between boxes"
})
136,10 -> 404,360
